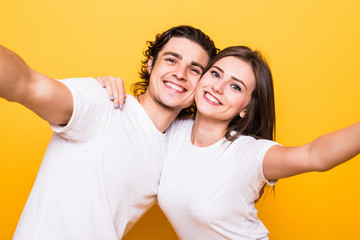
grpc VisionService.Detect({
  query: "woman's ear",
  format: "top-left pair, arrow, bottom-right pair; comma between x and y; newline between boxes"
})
147,56 -> 154,74
239,109 -> 246,118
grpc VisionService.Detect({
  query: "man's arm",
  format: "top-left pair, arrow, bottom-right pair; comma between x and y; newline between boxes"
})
0,45 -> 73,125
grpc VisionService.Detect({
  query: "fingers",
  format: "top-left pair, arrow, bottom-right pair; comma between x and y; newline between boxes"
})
116,77 -> 127,110
96,77 -> 106,88
110,77 -> 121,109
96,76 -> 127,110
97,76 -> 114,100
103,77 -> 116,103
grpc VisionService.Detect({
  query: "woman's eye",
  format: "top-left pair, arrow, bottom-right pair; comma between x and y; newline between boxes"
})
211,70 -> 220,78
231,84 -> 241,92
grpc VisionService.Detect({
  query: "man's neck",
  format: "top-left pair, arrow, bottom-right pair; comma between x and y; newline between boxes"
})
137,93 -> 180,133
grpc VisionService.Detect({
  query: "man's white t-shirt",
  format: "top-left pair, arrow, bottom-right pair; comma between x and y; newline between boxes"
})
13,78 -> 166,240
158,119 -> 278,240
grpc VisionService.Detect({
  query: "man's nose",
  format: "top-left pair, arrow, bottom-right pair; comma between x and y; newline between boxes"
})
172,65 -> 187,81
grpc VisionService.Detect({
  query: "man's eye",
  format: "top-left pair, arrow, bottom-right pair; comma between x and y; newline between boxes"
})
231,84 -> 241,92
166,58 -> 176,63
190,68 -> 201,74
211,70 -> 220,78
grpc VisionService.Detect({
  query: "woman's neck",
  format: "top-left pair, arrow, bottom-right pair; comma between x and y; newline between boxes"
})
191,113 -> 230,147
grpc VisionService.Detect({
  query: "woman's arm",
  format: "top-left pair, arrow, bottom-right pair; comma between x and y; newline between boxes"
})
263,121 -> 360,181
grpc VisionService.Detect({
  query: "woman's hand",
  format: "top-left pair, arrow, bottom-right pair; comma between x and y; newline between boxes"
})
97,76 -> 127,110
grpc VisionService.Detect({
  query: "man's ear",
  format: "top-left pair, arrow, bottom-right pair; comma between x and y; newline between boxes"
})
147,56 -> 154,74
239,109 -> 246,118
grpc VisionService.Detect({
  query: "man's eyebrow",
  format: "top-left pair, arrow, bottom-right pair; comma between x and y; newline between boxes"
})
191,61 -> 205,71
212,65 -> 247,90
163,51 -> 205,71
163,52 -> 182,60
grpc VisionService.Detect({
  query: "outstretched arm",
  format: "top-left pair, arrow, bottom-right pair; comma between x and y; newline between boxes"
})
263,121 -> 360,181
0,45 -> 73,125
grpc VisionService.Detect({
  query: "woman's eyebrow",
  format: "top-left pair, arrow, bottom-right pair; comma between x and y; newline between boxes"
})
212,65 -> 247,90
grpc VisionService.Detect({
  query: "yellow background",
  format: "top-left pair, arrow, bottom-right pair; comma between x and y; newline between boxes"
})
1,0 -> 360,239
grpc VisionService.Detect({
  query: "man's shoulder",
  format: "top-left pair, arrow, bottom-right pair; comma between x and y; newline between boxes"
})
57,77 -> 109,102
57,77 -> 97,89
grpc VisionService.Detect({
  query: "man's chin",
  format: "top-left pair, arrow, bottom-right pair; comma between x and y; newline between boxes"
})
157,96 -> 192,109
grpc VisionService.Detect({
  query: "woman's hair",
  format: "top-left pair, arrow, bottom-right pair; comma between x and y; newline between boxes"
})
203,46 -> 276,200
201,46 -> 276,141
131,25 -> 218,119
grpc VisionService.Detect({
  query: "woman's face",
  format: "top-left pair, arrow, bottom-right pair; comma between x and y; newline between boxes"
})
195,56 -> 256,122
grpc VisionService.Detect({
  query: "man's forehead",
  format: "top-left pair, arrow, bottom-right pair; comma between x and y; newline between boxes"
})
158,37 -> 209,65
161,37 -> 204,54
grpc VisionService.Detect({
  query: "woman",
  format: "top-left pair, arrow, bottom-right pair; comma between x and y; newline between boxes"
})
99,46 -> 360,239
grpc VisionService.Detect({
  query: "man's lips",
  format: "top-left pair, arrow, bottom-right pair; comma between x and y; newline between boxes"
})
164,81 -> 187,92
204,91 -> 221,105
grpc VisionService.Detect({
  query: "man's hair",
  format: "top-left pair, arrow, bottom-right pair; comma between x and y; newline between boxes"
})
131,25 -> 218,119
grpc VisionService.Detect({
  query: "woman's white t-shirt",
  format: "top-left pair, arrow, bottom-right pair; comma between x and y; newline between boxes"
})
159,119 -> 278,240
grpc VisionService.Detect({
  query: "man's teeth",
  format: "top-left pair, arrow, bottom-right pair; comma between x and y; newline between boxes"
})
205,92 -> 220,104
165,82 -> 185,92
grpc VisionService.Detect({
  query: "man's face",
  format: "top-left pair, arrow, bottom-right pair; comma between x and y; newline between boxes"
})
146,37 -> 210,111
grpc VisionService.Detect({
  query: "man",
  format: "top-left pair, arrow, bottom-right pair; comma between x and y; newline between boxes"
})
0,25 -> 217,239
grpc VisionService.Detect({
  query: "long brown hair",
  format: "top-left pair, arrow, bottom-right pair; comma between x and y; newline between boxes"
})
202,46 -> 276,200
201,46 -> 276,141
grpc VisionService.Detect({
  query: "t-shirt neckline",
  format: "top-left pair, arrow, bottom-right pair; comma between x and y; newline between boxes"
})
127,95 -> 166,137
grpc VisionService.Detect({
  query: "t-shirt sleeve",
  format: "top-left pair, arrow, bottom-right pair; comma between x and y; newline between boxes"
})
234,138 -> 280,186
253,139 -> 280,186
50,77 -> 116,142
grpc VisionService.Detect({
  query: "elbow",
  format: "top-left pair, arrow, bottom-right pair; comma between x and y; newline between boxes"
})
316,164 -> 334,173
312,156 -> 335,172
306,142 -> 335,173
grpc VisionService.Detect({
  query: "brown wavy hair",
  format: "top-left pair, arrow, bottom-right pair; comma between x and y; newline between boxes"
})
200,46 -> 276,141
131,25 -> 218,119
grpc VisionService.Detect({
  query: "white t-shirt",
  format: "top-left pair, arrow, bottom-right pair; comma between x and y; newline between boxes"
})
13,77 -> 166,240
158,119 -> 278,240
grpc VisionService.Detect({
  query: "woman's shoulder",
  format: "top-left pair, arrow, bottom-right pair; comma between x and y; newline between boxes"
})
168,118 -> 194,132
165,118 -> 194,140
231,135 -> 277,150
